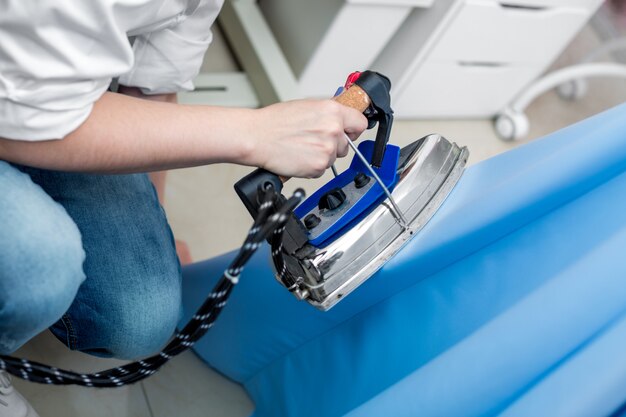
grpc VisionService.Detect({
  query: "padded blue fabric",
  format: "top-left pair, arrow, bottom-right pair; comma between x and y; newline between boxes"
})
181,102 -> 626,417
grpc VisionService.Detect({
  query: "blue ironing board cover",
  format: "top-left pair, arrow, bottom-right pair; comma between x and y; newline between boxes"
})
182,102 -> 626,417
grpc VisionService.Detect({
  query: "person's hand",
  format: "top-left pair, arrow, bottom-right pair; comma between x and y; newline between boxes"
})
248,99 -> 368,178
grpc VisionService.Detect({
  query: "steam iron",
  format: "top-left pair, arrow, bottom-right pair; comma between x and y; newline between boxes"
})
235,71 -> 469,310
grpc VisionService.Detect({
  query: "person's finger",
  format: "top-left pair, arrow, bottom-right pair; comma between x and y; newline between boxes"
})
340,106 -> 368,141
336,134 -> 349,157
345,130 -> 361,141
326,152 -> 337,169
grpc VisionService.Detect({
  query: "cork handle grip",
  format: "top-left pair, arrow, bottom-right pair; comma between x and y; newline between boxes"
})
333,84 -> 371,112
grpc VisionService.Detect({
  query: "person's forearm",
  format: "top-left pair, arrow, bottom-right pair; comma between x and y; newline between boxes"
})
0,91 -> 368,178
0,91 -> 256,173
119,87 -> 173,202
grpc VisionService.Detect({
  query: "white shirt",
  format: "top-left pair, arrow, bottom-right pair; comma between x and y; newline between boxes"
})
0,0 -> 223,141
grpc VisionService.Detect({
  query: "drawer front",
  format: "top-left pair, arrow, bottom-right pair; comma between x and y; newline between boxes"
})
393,62 -> 541,118
348,0 -> 434,6
494,0 -> 602,10
428,0 -> 593,65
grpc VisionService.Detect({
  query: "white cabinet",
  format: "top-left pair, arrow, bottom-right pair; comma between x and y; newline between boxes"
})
221,0 -> 602,115
259,0 -> 428,97
394,62 -> 537,117
373,0 -> 603,118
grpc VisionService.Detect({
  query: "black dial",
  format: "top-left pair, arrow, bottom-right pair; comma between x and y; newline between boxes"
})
354,172 -> 370,189
318,188 -> 346,211
303,214 -> 321,230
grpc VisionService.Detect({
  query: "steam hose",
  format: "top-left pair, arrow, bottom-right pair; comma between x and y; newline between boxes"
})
0,186 -> 305,387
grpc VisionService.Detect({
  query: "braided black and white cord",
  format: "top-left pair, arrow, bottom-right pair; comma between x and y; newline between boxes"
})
270,225 -> 300,291
0,186 -> 305,388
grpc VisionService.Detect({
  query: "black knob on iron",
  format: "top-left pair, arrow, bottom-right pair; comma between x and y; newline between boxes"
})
354,172 -> 370,189
303,214 -> 321,230
318,187 -> 346,210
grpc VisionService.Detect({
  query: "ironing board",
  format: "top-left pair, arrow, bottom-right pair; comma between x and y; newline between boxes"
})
181,102 -> 626,417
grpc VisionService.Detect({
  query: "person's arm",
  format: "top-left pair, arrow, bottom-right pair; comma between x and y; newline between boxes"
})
115,85 -> 175,200
1,3 -> 366,178
0,91 -> 366,179
115,86 -> 175,201
115,87 -> 194,265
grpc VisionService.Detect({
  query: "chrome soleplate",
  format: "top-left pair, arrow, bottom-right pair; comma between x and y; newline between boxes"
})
291,134 -> 468,310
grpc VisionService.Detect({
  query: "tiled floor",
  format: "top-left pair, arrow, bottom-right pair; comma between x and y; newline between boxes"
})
11,19 -> 626,417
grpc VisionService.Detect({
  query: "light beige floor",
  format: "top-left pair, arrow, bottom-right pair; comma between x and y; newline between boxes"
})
12,20 -> 626,417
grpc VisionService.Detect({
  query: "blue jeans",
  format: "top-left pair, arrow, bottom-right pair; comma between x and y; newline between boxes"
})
0,161 -> 182,359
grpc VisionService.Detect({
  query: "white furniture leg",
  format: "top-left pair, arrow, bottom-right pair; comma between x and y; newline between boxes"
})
557,36 -> 626,100
495,62 -> 626,141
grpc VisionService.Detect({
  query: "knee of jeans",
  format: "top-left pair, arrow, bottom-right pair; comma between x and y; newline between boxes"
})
101,286 -> 182,360
0,212 -> 85,343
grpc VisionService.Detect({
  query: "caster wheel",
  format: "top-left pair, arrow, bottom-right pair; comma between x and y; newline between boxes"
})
556,79 -> 588,101
494,110 -> 529,141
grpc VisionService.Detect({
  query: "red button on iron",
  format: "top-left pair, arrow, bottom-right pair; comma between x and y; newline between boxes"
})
344,71 -> 362,89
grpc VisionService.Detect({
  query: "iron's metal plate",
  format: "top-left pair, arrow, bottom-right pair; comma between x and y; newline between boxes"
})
298,134 -> 469,310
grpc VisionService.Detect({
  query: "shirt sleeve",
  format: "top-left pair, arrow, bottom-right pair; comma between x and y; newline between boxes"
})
0,2 -> 134,141
118,0 -> 224,95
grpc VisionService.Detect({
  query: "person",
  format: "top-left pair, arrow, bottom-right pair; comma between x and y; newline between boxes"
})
0,1 -> 368,415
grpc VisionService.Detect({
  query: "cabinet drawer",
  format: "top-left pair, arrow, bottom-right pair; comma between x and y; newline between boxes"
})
393,61 -> 541,118
348,0 -> 434,6
428,0 -> 593,65
495,0 -> 601,10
